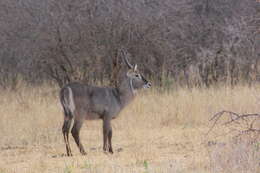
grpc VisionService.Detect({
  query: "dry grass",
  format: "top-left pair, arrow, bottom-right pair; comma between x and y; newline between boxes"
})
0,84 -> 259,173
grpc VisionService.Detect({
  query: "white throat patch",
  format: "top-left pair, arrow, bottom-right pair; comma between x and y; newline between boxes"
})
130,79 -> 137,95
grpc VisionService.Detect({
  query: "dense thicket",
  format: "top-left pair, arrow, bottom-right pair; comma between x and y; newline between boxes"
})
0,0 -> 259,88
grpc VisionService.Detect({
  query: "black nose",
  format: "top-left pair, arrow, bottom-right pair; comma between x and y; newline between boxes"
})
147,82 -> 151,87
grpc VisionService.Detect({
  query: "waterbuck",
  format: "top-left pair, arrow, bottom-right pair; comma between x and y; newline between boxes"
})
60,55 -> 151,156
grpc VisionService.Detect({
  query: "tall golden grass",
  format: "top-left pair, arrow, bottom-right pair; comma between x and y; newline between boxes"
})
0,84 -> 259,173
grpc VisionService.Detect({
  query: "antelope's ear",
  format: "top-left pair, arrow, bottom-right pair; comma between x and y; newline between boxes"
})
134,64 -> 138,71
127,69 -> 134,77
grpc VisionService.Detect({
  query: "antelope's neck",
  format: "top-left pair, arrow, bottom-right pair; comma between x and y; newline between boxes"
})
117,78 -> 136,108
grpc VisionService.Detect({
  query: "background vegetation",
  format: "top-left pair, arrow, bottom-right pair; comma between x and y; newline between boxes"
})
0,0 -> 259,89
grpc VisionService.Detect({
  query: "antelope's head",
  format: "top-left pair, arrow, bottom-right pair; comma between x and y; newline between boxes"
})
122,50 -> 151,91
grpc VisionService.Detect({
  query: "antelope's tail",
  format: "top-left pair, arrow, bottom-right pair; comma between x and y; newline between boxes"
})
60,86 -> 75,120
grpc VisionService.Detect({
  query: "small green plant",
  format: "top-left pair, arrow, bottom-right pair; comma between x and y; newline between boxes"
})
255,142 -> 260,152
64,165 -> 73,173
81,161 -> 91,169
143,160 -> 149,173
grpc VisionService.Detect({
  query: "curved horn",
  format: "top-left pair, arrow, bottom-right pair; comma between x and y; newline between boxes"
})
134,64 -> 138,71
121,49 -> 133,69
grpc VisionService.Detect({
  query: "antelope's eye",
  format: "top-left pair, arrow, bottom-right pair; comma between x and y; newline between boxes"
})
135,74 -> 140,78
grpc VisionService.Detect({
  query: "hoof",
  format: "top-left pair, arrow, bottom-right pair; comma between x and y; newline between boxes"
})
81,152 -> 87,156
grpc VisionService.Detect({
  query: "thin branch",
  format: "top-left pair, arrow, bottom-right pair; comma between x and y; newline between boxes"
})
207,110 -> 260,136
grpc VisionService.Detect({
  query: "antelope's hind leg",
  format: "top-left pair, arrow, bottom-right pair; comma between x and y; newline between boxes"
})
71,119 -> 87,155
108,128 -> 113,154
62,118 -> 73,156
103,118 -> 113,154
